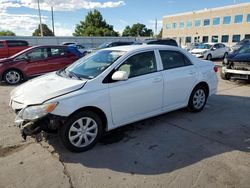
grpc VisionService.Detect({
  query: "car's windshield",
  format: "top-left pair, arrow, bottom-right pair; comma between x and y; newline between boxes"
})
64,50 -> 125,79
98,42 -> 110,49
237,44 -> 250,54
197,43 -> 212,49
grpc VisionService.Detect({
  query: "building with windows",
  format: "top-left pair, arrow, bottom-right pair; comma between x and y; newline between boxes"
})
162,2 -> 250,47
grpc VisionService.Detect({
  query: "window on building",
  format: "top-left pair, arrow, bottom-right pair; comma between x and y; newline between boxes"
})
186,37 -> 192,43
203,19 -> 210,26
213,17 -> 220,25
223,16 -> 231,24
195,20 -> 201,27
245,34 -> 250,39
179,21 -> 185,29
186,20 -> 192,28
234,15 -> 243,23
172,22 -> 177,29
247,14 -> 250,22
221,35 -> 229,43
202,36 -> 209,43
166,23 -> 172,29
212,36 -> 218,42
232,35 -> 241,42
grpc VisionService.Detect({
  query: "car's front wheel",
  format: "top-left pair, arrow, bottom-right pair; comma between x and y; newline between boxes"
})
188,85 -> 208,112
206,54 -> 212,61
59,111 -> 103,152
220,67 -> 230,80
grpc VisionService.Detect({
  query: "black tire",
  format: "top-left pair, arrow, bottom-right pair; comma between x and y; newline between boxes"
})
206,54 -> 212,61
3,69 -> 23,85
220,67 -> 230,80
59,111 -> 103,152
188,85 -> 208,112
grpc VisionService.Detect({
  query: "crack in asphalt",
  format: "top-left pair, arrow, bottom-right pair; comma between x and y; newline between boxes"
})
37,141 -> 74,188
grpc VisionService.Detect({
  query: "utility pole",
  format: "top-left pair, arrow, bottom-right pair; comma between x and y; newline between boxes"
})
155,18 -> 158,37
37,0 -> 43,36
51,6 -> 55,36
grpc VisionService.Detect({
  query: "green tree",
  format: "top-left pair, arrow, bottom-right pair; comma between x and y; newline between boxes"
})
32,24 -> 54,36
73,9 -> 119,37
0,30 -> 16,36
122,23 -> 153,37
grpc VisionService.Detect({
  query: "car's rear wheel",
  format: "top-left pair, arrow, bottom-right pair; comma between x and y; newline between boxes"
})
59,111 -> 103,152
206,54 -> 212,61
188,85 -> 208,112
4,69 -> 22,85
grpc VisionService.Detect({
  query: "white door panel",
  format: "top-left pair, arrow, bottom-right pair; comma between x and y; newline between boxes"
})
163,65 -> 197,108
109,72 -> 163,125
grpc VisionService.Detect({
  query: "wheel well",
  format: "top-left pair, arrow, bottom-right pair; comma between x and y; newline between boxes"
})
194,82 -> 209,96
68,106 -> 108,131
2,68 -> 24,80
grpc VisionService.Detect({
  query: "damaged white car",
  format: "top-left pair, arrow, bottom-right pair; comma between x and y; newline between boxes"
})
10,45 -> 218,152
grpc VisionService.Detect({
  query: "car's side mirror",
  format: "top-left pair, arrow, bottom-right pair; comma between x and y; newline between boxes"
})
112,71 -> 128,81
211,47 -> 216,51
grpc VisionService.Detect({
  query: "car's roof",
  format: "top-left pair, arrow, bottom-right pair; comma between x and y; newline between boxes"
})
204,43 -> 216,45
102,44 -> 181,52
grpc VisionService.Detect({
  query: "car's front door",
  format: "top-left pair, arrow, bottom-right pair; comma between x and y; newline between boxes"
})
19,47 -> 49,76
108,51 -> 163,126
159,50 -> 197,109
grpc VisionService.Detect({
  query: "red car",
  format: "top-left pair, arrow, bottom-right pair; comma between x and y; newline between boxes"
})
0,40 -> 30,58
0,45 -> 81,84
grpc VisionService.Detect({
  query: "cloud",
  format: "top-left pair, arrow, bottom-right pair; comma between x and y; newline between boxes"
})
0,0 -> 125,11
119,19 -> 129,25
0,11 -> 48,36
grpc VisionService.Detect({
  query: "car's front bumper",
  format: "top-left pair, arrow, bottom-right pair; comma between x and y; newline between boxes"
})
222,67 -> 250,80
192,54 -> 205,59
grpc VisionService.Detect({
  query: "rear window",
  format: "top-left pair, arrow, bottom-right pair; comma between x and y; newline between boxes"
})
7,40 -> 29,47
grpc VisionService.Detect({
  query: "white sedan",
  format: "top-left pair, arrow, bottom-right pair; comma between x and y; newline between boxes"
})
10,45 -> 218,152
191,43 -> 230,60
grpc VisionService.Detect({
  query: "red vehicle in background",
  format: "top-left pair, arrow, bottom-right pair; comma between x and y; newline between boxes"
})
0,40 -> 30,58
0,45 -> 81,85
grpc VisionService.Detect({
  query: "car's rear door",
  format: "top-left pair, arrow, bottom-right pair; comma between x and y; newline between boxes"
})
108,50 -> 164,126
0,41 -> 8,58
158,50 -> 197,109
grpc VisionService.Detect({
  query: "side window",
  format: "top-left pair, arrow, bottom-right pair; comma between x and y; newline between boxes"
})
26,48 -> 48,61
118,51 -> 157,78
49,47 -> 65,57
213,44 -> 220,49
160,50 -> 192,70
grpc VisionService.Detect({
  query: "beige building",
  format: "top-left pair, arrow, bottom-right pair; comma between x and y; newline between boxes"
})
162,2 -> 250,47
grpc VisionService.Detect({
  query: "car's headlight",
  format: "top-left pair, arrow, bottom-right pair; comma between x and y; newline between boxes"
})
19,102 -> 58,121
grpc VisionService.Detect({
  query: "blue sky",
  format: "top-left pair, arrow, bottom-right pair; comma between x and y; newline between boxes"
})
0,0 -> 249,36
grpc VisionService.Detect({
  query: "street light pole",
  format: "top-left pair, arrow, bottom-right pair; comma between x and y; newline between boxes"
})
51,6 -> 55,36
37,0 -> 43,37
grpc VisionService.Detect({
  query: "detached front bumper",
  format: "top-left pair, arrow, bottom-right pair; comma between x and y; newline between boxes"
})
222,67 -> 250,80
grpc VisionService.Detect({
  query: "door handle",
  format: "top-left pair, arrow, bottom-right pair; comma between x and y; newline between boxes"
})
152,77 -> 162,83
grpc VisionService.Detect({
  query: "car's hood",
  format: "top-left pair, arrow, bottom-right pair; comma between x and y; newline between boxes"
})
10,72 -> 87,106
191,49 -> 208,53
0,57 -> 12,63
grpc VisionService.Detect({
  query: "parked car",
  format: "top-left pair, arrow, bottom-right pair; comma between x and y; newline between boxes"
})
142,38 -> 178,47
9,45 -> 218,152
183,42 -> 200,51
62,42 -> 88,55
97,41 -> 134,49
221,43 -> 250,81
0,40 -> 30,59
191,43 -> 230,60
0,45 -> 81,84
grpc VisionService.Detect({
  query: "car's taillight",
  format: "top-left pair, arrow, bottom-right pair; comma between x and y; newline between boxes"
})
213,66 -> 218,73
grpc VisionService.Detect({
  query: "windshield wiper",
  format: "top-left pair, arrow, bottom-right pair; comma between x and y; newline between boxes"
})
66,70 -> 81,80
